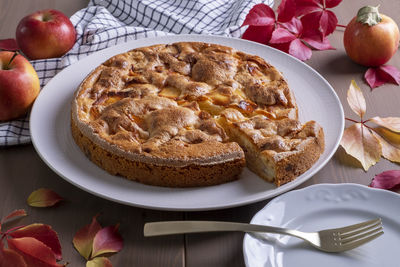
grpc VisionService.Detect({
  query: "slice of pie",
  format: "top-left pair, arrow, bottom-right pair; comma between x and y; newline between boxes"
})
219,109 -> 324,186
71,42 -> 324,187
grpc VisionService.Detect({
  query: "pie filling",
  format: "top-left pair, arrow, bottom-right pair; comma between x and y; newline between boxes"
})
71,42 -> 324,187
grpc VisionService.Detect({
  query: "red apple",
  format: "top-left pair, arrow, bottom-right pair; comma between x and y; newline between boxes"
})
16,9 -> 76,60
0,51 -> 40,121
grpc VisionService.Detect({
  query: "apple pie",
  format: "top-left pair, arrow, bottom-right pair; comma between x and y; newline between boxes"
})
71,42 -> 324,187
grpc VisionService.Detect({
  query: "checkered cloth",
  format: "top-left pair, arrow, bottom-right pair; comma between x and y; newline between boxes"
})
0,0 -> 273,146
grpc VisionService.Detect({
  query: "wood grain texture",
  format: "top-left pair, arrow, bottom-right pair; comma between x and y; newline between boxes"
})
0,0 -> 399,266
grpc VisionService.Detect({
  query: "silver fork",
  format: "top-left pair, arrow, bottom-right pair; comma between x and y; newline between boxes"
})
144,218 -> 383,253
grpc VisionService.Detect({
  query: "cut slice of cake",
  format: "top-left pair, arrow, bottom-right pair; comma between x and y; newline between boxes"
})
218,109 -> 324,186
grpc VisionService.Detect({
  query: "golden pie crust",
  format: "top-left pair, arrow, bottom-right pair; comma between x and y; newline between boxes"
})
71,42 -> 324,187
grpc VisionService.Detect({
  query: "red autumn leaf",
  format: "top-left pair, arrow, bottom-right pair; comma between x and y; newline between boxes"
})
7,237 -> 65,267
9,224 -> 62,261
0,248 -> 27,267
0,39 -> 19,51
242,25 -> 275,44
270,28 -> 296,43
325,0 -> 342,8
301,30 -> 335,50
365,65 -> 400,89
277,0 -> 296,23
0,209 -> 27,232
27,188 -> 63,208
296,0 -> 341,36
289,39 -> 312,61
242,4 -> 276,27
0,242 -> 27,267
91,224 -> 123,258
86,257 -> 113,267
73,215 -> 102,260
270,17 -> 321,61
370,170 -> 400,190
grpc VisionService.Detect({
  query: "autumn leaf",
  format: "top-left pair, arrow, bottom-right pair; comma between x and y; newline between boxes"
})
296,0 -> 342,36
73,215 -> 102,260
242,25 -> 274,44
7,237 -> 65,267
0,38 -> 19,51
365,65 -> 400,89
86,257 -> 113,267
341,80 -> 400,169
0,209 -> 27,232
276,0 -> 296,22
370,117 -> 400,133
340,123 -> 381,170
373,127 -> 400,147
242,4 -> 276,27
27,188 -> 63,208
371,131 -> 400,163
9,223 -> 62,261
270,17 -> 334,61
91,224 -> 123,258
241,1 -> 339,61
0,242 -> 27,267
347,80 -> 366,118
370,170 -> 400,190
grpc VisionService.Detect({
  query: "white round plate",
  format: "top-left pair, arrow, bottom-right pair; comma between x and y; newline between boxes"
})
30,35 -> 344,211
243,184 -> 400,267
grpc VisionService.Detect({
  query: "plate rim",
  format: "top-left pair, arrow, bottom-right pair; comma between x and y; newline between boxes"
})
243,183 -> 400,266
30,34 -> 344,211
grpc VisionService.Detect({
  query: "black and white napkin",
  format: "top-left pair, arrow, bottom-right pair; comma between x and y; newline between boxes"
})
0,0 -> 273,146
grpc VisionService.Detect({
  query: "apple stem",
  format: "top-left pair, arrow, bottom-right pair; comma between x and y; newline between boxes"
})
4,51 -> 19,70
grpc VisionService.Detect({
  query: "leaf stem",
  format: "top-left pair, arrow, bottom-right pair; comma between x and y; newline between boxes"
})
336,24 -> 346,28
345,117 -> 359,123
4,225 -> 25,234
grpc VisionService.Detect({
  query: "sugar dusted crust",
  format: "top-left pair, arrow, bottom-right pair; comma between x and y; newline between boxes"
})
71,41 -> 323,187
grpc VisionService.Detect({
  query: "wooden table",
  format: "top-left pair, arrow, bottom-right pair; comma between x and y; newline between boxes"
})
1,0 -> 399,266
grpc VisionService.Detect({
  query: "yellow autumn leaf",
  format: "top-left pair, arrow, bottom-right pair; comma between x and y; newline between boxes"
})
370,116 -> 400,133
340,123 -> 381,170
373,127 -> 400,147
347,80 -> 366,118
371,129 -> 400,163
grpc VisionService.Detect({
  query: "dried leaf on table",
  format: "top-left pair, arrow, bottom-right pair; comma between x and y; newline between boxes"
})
7,237 -> 65,267
9,223 -> 62,261
86,257 -> 113,267
341,80 -> 400,169
347,80 -> 366,118
370,170 -> 400,190
73,215 -> 102,260
91,224 -> 123,258
370,117 -> 400,133
27,188 -> 63,208
340,123 -> 381,170
365,65 -> 400,89
371,131 -> 400,163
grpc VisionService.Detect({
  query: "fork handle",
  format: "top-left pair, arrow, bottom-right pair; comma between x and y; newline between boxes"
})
144,221 -> 302,237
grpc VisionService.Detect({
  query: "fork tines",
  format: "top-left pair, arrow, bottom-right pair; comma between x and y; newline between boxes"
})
337,218 -> 383,249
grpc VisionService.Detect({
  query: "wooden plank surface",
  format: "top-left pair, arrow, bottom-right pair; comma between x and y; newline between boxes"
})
0,0 -> 399,266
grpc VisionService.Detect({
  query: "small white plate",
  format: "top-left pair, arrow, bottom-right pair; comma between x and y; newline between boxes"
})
30,35 -> 344,211
243,183 -> 400,267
